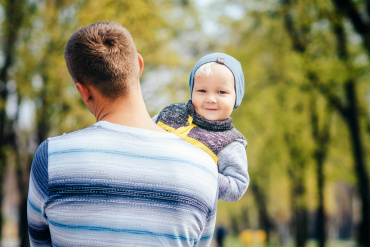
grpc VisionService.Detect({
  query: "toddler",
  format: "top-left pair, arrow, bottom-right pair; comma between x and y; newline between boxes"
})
153,53 -> 249,202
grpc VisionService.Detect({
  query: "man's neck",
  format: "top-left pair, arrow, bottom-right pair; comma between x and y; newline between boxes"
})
95,93 -> 165,132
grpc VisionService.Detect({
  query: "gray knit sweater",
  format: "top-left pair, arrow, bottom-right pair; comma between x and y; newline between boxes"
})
154,101 -> 249,202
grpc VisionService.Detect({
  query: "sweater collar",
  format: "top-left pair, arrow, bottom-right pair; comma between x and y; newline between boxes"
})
186,100 -> 234,131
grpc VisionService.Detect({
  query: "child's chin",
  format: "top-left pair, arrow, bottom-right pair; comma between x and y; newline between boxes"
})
206,116 -> 224,121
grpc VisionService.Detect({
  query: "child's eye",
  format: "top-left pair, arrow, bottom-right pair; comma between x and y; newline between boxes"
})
199,90 -> 206,93
218,91 -> 226,94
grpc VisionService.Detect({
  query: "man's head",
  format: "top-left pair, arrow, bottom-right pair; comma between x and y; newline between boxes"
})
189,53 -> 245,110
64,22 -> 140,100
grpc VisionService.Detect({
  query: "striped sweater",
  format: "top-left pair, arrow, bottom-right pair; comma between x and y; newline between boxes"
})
27,121 -> 218,247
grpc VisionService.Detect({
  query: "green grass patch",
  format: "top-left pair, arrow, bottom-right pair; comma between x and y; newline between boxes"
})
219,235 -> 356,247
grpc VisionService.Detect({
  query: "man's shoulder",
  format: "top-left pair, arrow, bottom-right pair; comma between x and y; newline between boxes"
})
48,124 -> 99,142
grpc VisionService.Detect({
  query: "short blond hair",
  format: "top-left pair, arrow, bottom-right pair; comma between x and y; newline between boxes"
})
194,62 -> 216,77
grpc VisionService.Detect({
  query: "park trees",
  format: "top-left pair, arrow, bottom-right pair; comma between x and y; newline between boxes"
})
198,1 -> 369,247
281,1 -> 370,246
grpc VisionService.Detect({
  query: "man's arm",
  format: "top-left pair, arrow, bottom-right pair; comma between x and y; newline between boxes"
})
27,140 -> 52,246
217,141 -> 249,202
195,192 -> 218,247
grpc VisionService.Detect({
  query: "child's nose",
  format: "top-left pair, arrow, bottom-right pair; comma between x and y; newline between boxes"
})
206,96 -> 217,103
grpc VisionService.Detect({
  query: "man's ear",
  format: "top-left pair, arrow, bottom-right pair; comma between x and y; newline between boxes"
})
75,82 -> 92,105
137,53 -> 144,77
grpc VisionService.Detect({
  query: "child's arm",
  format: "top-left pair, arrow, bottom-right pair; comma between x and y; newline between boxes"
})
217,140 -> 249,202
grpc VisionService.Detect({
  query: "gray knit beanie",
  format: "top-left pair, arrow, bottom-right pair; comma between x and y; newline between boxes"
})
189,53 -> 245,109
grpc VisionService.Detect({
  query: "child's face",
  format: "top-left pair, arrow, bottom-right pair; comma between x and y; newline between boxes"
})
192,64 -> 236,121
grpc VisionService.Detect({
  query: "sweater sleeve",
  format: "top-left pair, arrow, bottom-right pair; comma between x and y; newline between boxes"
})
217,141 -> 249,202
27,140 -> 52,246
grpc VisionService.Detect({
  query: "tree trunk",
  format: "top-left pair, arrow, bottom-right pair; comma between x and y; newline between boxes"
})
286,131 -> 308,247
310,97 -> 330,247
0,0 -> 26,241
15,152 -> 31,247
292,179 -> 308,247
251,183 -> 272,243
344,81 -> 370,246
316,152 -> 326,247
230,213 -> 240,235
19,197 -> 29,247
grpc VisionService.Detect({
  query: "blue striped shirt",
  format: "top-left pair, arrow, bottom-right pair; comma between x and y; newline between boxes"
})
28,121 -> 218,246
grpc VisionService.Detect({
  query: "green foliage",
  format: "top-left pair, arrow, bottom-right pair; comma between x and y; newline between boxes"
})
6,0 -> 194,137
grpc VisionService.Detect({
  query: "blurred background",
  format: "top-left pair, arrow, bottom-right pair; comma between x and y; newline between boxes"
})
0,0 -> 369,246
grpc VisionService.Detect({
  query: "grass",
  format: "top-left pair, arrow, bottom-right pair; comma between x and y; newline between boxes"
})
217,235 -> 356,247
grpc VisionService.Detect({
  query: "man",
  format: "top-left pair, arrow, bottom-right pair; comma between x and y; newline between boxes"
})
27,21 -> 218,247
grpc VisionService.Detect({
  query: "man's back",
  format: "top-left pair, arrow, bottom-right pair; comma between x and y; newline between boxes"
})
28,121 -> 218,247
